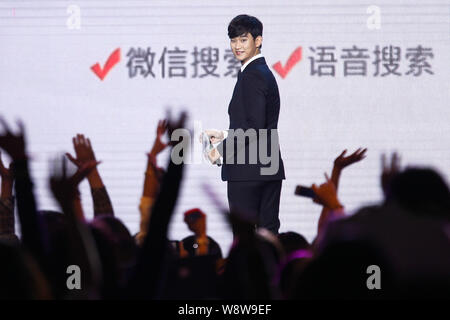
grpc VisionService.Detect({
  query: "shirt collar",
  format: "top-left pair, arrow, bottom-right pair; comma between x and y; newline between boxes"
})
240,53 -> 263,72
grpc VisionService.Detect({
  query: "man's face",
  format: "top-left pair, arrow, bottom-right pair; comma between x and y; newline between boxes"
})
230,33 -> 262,64
185,213 -> 206,236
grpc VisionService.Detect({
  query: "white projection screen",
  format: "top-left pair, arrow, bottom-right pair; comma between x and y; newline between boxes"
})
1,1 -> 449,253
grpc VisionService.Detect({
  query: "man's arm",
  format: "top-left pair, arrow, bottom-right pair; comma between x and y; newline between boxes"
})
0,118 -> 49,269
216,71 -> 266,161
66,134 -> 114,217
136,119 -> 168,246
0,151 -> 13,199
0,154 -> 18,243
317,148 -> 367,234
128,111 -> 186,299
49,158 -> 103,297
313,174 -> 346,236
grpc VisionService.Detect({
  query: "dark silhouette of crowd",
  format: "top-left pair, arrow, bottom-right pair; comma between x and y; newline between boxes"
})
0,113 -> 449,300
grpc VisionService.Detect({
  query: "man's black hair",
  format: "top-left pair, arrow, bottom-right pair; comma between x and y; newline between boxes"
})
228,14 -> 263,48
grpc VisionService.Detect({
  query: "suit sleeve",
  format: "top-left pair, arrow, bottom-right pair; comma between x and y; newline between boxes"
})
217,71 -> 266,158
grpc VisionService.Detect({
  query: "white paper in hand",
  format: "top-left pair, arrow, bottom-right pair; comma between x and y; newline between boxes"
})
201,131 -> 221,166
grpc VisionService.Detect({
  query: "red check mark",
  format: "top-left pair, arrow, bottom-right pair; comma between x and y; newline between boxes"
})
91,48 -> 121,80
272,46 -> 302,79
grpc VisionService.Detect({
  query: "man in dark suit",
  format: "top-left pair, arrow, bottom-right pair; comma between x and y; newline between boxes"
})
206,15 -> 285,234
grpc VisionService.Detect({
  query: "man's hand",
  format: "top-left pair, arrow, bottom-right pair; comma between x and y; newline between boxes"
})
381,152 -> 401,197
311,173 -> 344,210
66,134 -> 97,168
0,117 -> 27,160
166,110 -> 188,147
208,147 -> 220,164
202,129 -> 224,144
149,119 -> 168,157
66,134 -> 104,188
50,157 -> 97,204
334,148 -> 367,170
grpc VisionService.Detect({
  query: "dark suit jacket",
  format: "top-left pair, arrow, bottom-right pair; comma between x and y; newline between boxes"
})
217,57 -> 285,181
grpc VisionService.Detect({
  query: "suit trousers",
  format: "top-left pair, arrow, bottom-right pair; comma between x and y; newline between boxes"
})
227,180 -> 282,234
